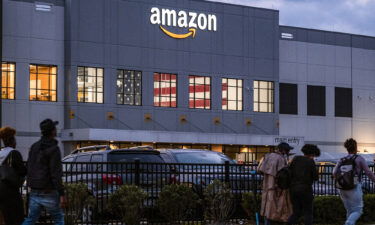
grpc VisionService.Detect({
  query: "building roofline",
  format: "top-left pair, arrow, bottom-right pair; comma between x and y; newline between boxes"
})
200,0 -> 279,12
280,25 -> 375,40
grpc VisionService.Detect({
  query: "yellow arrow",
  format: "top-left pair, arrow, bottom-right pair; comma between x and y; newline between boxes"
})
160,26 -> 196,39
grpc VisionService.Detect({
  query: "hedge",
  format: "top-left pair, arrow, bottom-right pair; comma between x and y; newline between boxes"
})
242,193 -> 375,224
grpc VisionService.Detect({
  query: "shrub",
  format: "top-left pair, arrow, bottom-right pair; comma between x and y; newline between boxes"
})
241,193 -> 375,224
64,183 -> 95,225
241,192 -> 261,221
362,194 -> 375,222
158,184 -> 200,224
204,180 -> 235,225
313,195 -> 346,224
108,185 -> 147,225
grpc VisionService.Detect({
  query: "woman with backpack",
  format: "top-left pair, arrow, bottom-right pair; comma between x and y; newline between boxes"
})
287,144 -> 320,225
0,127 -> 27,225
333,138 -> 375,225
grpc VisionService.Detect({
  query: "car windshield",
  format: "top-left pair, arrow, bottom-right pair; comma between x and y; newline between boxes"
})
174,152 -> 235,164
108,153 -> 164,163
108,153 -> 168,172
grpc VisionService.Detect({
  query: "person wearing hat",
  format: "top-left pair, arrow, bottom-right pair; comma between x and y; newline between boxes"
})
23,119 -> 66,225
0,127 -> 27,225
257,142 -> 293,225
287,144 -> 321,225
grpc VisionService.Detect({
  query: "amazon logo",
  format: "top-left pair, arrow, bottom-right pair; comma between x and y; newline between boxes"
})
150,7 -> 217,39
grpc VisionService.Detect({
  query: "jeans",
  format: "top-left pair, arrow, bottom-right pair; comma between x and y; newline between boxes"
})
287,188 -> 313,225
340,184 -> 363,225
22,191 -> 64,225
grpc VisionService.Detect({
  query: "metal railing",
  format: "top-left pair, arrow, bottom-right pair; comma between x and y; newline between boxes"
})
20,162 -> 375,224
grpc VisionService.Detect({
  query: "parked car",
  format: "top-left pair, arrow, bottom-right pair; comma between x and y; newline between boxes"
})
158,149 -> 262,196
62,145 -> 174,221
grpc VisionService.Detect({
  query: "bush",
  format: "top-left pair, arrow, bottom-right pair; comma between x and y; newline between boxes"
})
362,194 -> 375,222
204,180 -> 235,225
313,196 -> 346,224
108,185 -> 147,225
64,183 -> 95,225
158,184 -> 200,224
241,193 -> 375,224
241,192 -> 261,221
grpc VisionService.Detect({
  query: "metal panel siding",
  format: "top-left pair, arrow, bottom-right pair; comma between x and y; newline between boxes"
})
64,0 -> 279,135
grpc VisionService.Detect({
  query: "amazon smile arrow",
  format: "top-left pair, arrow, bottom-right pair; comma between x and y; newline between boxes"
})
160,26 -> 196,39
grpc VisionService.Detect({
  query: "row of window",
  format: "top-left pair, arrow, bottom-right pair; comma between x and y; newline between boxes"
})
1,63 -> 352,117
280,83 -> 353,118
1,63 -> 273,112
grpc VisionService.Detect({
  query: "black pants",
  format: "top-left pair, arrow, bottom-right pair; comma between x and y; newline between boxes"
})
288,189 -> 313,225
0,187 -> 24,225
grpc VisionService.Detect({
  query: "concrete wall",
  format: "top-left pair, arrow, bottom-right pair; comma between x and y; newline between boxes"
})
64,0 -> 280,137
2,0 -> 65,157
279,34 -> 375,154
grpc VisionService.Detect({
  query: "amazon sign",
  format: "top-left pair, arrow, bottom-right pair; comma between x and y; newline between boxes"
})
150,7 -> 217,39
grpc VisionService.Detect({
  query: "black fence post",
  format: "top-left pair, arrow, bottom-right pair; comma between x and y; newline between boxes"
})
135,159 -> 140,186
224,161 -> 230,183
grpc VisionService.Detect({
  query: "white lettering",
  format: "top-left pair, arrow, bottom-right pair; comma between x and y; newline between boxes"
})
162,9 -> 177,26
177,11 -> 188,28
150,7 -> 218,32
208,14 -> 217,31
188,12 -> 198,28
150,7 -> 161,24
197,13 -> 208,30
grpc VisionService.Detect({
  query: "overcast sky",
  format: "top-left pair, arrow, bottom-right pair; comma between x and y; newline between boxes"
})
207,0 -> 375,37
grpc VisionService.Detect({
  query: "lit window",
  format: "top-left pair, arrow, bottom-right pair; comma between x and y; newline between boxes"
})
77,67 -> 103,103
2,62 -> 15,99
222,78 -> 243,111
153,73 -> 177,108
253,80 -> 274,113
29,64 -> 57,102
189,75 -> 211,109
117,70 -> 142,105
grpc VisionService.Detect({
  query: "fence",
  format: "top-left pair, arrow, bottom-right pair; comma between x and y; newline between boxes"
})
22,162 -> 375,224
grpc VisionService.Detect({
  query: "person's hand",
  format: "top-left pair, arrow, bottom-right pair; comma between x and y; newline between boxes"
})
60,196 -> 67,209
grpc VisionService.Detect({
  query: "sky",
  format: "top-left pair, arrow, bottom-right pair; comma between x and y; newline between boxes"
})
207,0 -> 375,37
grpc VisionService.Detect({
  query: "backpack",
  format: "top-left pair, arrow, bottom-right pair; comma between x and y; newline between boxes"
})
276,166 -> 292,190
334,155 -> 359,190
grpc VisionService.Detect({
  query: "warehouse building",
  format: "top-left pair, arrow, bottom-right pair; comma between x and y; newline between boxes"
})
2,0 -> 375,162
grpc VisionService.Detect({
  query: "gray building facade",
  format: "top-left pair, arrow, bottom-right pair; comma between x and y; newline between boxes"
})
2,0 -> 375,161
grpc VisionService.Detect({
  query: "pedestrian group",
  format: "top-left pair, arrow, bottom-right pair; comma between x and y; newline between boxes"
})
258,140 -> 375,225
0,119 -> 65,225
0,118 -> 374,225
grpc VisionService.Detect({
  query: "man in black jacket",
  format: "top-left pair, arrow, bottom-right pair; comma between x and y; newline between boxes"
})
23,119 -> 66,225
287,144 -> 320,225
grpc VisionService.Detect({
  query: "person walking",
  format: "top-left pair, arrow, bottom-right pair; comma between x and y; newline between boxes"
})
22,119 -> 66,225
0,127 -> 27,225
287,144 -> 320,225
333,138 -> 375,225
257,142 -> 293,225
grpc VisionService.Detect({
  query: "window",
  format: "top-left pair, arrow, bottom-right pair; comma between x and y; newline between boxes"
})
279,83 -> 298,115
29,64 -> 57,101
189,75 -> 211,109
62,157 -> 75,172
154,73 -> 177,107
117,70 -> 142,105
253,81 -> 274,113
307,85 -> 326,116
335,87 -> 352,117
222,78 -> 243,111
77,67 -> 103,103
1,62 -> 15,99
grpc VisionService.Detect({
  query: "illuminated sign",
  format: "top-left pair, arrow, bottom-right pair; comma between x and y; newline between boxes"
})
150,7 -> 217,39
